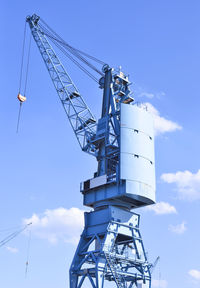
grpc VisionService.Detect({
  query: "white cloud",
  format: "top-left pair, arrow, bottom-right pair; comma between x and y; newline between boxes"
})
6,246 -> 19,253
145,201 -> 177,215
168,222 -> 187,234
189,269 -> 200,280
23,207 -> 84,244
152,279 -> 168,288
139,92 -> 155,99
161,170 -> 200,201
145,102 -> 182,136
137,89 -> 165,100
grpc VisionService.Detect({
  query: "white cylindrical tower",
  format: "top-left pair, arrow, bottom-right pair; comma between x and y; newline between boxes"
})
120,103 -> 156,206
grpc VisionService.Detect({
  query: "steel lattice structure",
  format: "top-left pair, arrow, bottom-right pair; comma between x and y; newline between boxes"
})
70,207 -> 151,288
27,15 -> 96,155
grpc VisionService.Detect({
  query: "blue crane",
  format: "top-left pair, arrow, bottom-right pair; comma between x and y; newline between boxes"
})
25,14 -> 156,288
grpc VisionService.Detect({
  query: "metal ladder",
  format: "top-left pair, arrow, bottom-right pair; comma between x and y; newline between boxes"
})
104,251 -> 124,288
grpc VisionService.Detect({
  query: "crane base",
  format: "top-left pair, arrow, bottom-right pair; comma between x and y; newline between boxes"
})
70,206 -> 151,288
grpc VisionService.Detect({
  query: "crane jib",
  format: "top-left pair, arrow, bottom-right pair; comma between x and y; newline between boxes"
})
26,14 -> 97,155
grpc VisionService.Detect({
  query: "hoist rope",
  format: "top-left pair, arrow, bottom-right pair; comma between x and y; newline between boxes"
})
44,29 -> 104,77
17,26 -> 31,133
38,19 -> 105,81
49,36 -> 99,83
0,225 -> 23,233
0,230 -> 21,247
19,21 -> 27,93
24,34 -> 32,96
0,223 -> 32,248
40,18 -> 105,65
16,102 -> 22,133
158,257 -> 161,288
25,229 -> 32,278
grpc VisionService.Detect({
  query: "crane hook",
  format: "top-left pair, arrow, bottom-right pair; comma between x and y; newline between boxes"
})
16,94 -> 26,133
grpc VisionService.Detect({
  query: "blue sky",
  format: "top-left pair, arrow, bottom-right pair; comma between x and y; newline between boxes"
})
1,0 -> 200,287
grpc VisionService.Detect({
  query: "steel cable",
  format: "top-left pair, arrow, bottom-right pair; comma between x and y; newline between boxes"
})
44,30 -> 104,76
38,20 -> 105,78
19,21 -> 27,93
49,36 -> 99,83
24,34 -> 32,96
40,18 -> 105,65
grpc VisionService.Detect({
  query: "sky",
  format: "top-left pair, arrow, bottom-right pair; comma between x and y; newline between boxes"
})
1,0 -> 200,287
